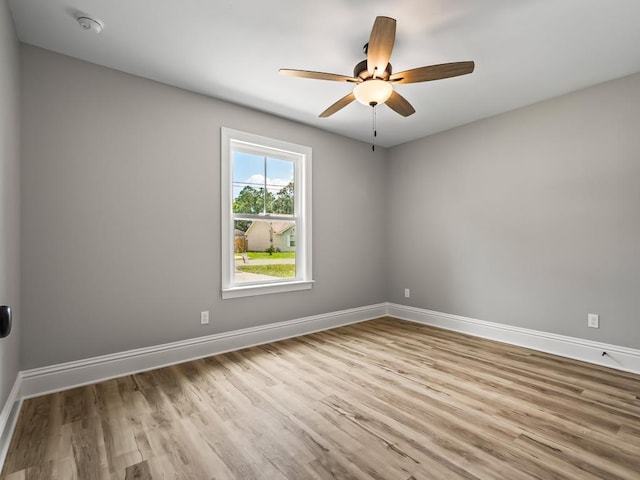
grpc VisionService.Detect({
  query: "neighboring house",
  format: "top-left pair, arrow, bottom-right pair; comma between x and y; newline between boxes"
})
246,221 -> 296,252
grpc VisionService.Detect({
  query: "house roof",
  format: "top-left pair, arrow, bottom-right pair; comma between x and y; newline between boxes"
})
270,222 -> 295,235
245,221 -> 295,235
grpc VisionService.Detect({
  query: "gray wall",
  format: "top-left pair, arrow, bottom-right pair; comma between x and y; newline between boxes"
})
388,72 -> 640,349
0,0 -> 21,408
20,45 -> 388,369
17,42 -> 640,370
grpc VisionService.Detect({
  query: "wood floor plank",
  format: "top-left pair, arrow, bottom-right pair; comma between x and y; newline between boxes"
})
124,460 -> 152,480
2,317 -> 640,479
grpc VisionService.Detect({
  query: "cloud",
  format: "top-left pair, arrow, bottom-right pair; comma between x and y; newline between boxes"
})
246,174 -> 291,191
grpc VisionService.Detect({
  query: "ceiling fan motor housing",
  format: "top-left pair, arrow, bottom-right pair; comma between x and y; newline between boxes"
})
354,60 -> 392,81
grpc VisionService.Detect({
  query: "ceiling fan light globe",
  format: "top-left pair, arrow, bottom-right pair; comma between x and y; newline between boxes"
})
353,80 -> 393,106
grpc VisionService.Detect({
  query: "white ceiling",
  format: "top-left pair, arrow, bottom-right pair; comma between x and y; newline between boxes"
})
8,0 -> 640,147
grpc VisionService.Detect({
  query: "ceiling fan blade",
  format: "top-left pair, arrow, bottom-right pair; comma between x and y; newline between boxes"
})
389,61 -> 475,84
385,90 -> 416,117
279,69 -> 357,83
367,16 -> 396,77
319,92 -> 356,118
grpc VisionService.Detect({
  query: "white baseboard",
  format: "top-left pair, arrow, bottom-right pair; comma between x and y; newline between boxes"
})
0,374 -> 23,470
20,303 -> 387,399
387,303 -> 640,375
18,302 -> 640,400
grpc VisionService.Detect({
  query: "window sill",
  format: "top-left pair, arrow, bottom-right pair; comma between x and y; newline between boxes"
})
222,280 -> 314,299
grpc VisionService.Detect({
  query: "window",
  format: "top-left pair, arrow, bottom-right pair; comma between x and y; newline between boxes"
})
221,128 -> 312,298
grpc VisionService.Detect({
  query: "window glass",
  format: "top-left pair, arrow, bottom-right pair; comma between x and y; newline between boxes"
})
234,219 -> 296,284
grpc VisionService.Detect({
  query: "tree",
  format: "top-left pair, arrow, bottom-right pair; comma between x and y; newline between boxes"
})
233,186 -> 261,215
233,185 -> 277,231
233,186 -> 259,232
272,181 -> 294,215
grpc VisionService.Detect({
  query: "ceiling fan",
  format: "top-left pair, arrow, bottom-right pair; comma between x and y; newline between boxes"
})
280,16 -> 475,118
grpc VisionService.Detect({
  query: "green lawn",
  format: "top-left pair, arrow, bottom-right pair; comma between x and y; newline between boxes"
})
237,264 -> 295,277
245,251 -> 295,260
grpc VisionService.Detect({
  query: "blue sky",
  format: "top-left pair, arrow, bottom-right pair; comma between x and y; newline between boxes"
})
232,152 -> 294,198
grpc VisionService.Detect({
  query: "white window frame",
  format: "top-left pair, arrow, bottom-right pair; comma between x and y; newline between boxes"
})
221,127 -> 313,299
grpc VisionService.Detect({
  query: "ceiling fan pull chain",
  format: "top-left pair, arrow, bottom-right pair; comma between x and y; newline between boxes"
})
372,104 -> 377,151
374,104 -> 378,150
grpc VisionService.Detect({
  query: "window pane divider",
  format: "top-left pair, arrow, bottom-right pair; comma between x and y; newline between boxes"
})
233,214 -> 297,221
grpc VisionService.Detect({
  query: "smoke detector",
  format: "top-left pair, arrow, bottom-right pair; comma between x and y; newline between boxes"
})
77,16 -> 104,33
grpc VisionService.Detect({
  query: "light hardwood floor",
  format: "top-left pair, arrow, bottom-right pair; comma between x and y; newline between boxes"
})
2,317 -> 640,479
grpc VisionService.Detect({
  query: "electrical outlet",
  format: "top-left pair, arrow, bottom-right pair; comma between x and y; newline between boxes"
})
587,313 -> 599,329
404,288 -> 410,298
200,311 -> 210,325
